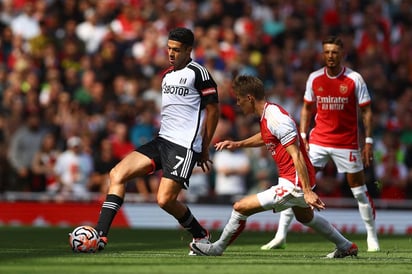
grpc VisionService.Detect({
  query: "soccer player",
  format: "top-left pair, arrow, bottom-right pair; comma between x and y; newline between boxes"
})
261,36 -> 380,252
95,27 -> 220,252
190,75 -> 358,258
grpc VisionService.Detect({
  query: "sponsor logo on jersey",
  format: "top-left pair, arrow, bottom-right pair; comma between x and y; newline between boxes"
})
317,95 -> 348,110
163,84 -> 190,96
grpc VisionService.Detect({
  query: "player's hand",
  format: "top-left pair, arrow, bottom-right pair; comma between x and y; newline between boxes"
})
198,150 -> 213,172
362,143 -> 374,167
304,191 -> 325,211
197,158 -> 213,172
302,138 -> 310,152
214,140 -> 237,151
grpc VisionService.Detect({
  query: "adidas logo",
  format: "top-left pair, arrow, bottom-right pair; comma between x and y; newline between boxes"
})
171,170 -> 178,176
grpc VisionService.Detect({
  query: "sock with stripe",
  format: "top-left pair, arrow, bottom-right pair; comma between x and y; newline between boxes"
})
214,210 -> 247,252
351,185 -> 379,246
178,207 -> 207,239
95,194 -> 123,237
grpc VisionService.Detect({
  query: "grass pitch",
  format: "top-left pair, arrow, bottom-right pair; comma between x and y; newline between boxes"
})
0,227 -> 411,274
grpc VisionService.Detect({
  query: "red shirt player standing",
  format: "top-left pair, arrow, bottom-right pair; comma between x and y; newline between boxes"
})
262,36 -> 380,253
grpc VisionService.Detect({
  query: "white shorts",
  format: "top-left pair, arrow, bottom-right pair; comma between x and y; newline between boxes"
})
308,144 -> 363,173
256,178 -> 310,212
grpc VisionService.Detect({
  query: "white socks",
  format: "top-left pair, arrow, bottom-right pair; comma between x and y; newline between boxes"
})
214,210 -> 248,251
351,185 -> 379,250
351,185 -> 377,233
304,212 -> 352,250
273,207 -> 294,242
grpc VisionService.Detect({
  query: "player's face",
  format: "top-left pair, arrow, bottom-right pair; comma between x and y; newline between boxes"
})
322,43 -> 343,69
236,93 -> 254,115
167,40 -> 191,70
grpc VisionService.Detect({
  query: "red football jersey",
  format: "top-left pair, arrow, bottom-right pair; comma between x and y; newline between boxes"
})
304,67 -> 371,149
260,103 -> 316,188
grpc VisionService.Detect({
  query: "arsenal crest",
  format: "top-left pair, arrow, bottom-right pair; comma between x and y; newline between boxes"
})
339,84 -> 348,94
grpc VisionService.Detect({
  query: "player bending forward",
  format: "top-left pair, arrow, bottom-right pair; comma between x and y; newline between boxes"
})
190,75 -> 357,258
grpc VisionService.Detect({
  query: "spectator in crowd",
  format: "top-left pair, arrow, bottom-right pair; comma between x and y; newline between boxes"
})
246,146 -> 278,194
182,165 -> 211,203
10,1 -> 40,41
375,147 -> 408,200
7,111 -> 46,191
31,132 -> 60,193
314,161 -> 345,198
89,138 -> 117,197
130,106 -> 160,201
75,8 -> 109,55
374,131 -> 405,165
109,121 -> 135,161
213,133 -> 251,197
53,136 -> 93,201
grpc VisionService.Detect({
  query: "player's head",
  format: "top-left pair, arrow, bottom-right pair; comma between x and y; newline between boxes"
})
232,75 -> 265,115
168,27 -> 194,47
322,36 -> 344,48
167,28 -> 194,70
322,35 -> 344,70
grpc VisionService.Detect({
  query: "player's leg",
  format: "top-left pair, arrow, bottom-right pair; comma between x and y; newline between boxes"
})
333,147 -> 379,252
347,171 -> 380,252
190,193 -> 265,256
260,208 -> 293,250
95,151 -> 153,249
157,139 -> 210,252
293,206 -> 358,258
157,177 -> 209,240
262,144 -> 328,250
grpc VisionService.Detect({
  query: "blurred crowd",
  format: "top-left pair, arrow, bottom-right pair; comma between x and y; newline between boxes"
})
0,0 -> 412,202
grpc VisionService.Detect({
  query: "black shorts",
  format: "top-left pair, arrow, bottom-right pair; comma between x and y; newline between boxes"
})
137,137 -> 200,188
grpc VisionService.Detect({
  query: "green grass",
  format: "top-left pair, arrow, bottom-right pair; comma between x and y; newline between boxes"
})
0,227 -> 411,274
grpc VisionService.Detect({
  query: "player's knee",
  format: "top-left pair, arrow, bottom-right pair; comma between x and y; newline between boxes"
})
233,201 -> 247,215
293,207 -> 313,223
157,195 -> 173,210
157,198 -> 167,209
108,167 -> 123,186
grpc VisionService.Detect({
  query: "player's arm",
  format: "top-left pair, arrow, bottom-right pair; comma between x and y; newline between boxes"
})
198,102 -> 220,172
299,101 -> 315,148
285,141 -> 325,210
360,103 -> 373,167
215,132 -> 264,151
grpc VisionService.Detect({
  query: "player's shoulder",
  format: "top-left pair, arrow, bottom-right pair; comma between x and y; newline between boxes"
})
187,60 -> 209,73
343,67 -> 362,78
160,66 -> 174,78
264,102 -> 291,120
308,67 -> 325,80
343,67 -> 367,86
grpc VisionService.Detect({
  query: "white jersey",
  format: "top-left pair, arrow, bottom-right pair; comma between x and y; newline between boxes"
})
159,60 -> 218,152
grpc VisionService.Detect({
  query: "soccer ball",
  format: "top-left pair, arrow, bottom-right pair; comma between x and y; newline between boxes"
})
68,225 -> 100,253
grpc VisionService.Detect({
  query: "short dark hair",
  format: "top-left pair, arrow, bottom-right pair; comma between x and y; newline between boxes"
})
232,75 -> 265,100
322,36 -> 344,48
168,27 -> 194,46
